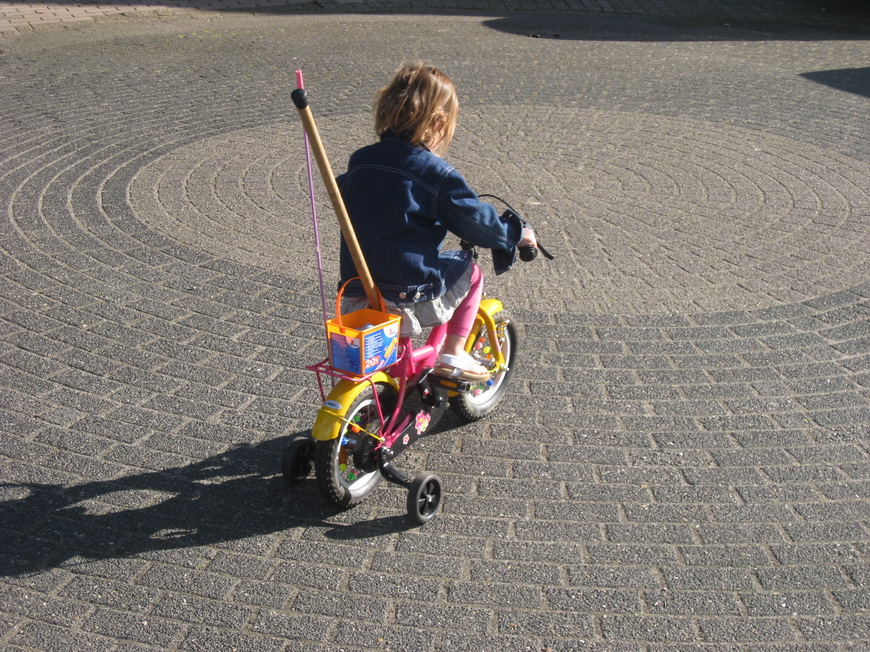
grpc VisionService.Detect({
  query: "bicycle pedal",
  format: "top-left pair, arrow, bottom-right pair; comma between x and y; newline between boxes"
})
429,376 -> 471,393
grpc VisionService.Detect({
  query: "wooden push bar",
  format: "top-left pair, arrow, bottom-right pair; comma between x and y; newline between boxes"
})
291,87 -> 381,311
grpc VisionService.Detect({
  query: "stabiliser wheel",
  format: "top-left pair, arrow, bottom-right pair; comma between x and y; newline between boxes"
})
450,311 -> 518,422
281,436 -> 315,483
407,473 -> 443,524
315,382 -> 396,508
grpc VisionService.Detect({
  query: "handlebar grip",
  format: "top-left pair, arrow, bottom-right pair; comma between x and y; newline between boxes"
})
519,246 -> 537,262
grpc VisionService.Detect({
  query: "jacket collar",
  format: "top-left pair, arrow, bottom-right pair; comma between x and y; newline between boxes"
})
380,129 -> 431,152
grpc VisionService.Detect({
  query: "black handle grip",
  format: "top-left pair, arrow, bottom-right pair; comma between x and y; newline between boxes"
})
291,88 -> 309,109
519,246 -> 537,262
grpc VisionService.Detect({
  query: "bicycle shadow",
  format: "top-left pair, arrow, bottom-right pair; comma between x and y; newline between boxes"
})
0,420 -> 463,577
0,432 -> 334,577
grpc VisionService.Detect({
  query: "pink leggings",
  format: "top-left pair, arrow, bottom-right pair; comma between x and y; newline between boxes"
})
447,262 -> 483,339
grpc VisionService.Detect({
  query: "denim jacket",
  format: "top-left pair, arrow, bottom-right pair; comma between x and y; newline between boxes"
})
337,135 -> 523,303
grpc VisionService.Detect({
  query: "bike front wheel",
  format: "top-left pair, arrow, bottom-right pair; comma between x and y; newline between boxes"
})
314,382 -> 396,508
449,311 -> 518,422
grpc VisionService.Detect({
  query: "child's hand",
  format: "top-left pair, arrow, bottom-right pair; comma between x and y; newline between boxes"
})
518,227 -> 538,249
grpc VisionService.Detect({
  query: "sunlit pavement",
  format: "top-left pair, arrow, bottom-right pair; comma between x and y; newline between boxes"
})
1,1 -> 869,649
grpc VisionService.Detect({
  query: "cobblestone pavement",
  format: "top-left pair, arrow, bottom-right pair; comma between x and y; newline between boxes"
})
1,0 -> 869,650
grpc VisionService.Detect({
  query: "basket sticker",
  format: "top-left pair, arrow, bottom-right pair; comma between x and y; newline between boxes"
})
326,310 -> 401,375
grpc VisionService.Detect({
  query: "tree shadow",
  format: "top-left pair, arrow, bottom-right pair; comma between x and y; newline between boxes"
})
483,8 -> 870,43
1,0 -> 867,39
801,66 -> 870,97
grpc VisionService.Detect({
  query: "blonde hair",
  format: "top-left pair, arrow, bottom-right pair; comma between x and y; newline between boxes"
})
374,62 -> 459,153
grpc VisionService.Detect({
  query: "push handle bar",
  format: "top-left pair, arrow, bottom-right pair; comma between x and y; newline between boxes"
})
291,88 -> 382,311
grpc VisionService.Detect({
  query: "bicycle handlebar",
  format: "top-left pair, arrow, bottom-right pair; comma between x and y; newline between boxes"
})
520,240 -> 554,262
477,196 -> 555,264
519,245 -> 537,262
459,197 -> 554,272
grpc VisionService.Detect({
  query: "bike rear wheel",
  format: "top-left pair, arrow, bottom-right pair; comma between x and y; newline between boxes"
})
315,382 -> 396,508
449,311 -> 517,422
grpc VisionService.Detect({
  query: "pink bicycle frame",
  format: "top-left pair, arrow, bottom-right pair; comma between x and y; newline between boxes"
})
307,302 -> 504,452
305,322 -> 448,446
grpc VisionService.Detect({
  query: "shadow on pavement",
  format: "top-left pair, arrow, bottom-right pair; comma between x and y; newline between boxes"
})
0,433 -> 331,577
483,9 -> 870,42
801,66 -> 870,97
0,417 -> 450,577
1,0 -> 868,39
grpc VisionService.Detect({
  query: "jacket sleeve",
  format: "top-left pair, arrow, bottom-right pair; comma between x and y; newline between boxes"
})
433,167 -> 523,249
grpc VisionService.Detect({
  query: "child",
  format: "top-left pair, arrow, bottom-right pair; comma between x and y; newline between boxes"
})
338,61 -> 536,381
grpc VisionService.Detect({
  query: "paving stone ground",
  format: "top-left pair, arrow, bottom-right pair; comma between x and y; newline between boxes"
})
1,0 -> 869,650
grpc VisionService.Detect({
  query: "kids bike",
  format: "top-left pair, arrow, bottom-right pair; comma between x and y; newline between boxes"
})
282,81 -> 552,523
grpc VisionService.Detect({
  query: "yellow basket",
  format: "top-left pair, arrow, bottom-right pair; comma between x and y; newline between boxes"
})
326,280 -> 401,376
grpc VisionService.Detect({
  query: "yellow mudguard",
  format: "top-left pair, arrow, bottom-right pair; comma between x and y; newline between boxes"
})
311,372 -> 399,441
466,297 -> 505,364
479,297 -> 503,319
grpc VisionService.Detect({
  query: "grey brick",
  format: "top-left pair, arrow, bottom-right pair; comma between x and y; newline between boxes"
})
151,593 -> 252,628
756,566 -> 851,591
697,617 -> 797,642
230,579 -> 297,608
795,615 -> 870,642
644,590 -> 743,616
136,565 -> 237,600
742,591 -> 838,616
492,540 -> 585,565
770,543 -> 862,565
497,609 -> 595,637
471,559 -> 562,585
605,524 -> 697,544
292,587 -> 388,620
57,576 -> 159,613
369,551 -> 463,580
547,587 -> 641,614
205,550 -> 276,580
396,601 -> 492,634
680,544 -> 771,568
448,581 -> 542,608
181,626 -> 287,652
8,621 -> 113,652
586,544 -> 679,566
599,615 -> 696,642
661,568 -> 757,591
247,611 -> 333,641
81,607 -> 185,647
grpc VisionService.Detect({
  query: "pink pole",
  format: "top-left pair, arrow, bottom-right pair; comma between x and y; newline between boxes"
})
296,69 -> 331,356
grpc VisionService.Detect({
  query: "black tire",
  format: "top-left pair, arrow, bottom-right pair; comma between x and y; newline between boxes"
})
407,473 -> 442,524
314,382 -> 396,508
449,311 -> 518,422
281,436 -> 315,483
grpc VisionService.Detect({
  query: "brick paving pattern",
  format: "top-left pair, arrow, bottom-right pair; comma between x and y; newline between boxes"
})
1,0 -> 869,650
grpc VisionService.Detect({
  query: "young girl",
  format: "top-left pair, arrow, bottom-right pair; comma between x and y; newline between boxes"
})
338,62 -> 536,382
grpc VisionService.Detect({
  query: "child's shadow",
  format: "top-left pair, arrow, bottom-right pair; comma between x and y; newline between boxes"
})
1,414 -> 468,577
0,433 -> 344,577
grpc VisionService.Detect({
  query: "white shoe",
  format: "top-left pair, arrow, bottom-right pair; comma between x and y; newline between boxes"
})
433,352 -> 491,382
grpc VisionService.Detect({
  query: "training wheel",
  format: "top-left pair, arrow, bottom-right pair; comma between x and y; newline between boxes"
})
407,473 -> 443,524
282,436 -> 315,483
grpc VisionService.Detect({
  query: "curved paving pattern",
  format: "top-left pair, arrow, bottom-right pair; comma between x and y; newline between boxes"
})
130,110 -> 870,314
2,5 -> 869,651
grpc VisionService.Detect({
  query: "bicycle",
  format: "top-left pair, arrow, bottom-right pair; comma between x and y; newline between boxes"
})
282,82 -> 552,523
